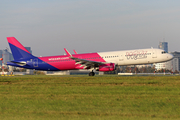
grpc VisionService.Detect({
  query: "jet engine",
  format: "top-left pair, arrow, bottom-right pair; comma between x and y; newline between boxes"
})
96,63 -> 115,72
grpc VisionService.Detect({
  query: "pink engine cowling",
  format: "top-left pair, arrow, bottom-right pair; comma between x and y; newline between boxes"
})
98,63 -> 115,72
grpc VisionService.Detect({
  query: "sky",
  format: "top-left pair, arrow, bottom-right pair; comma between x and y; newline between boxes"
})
0,0 -> 180,56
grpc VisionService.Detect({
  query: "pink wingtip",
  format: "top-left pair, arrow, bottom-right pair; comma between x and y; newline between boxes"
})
64,48 -> 72,56
73,50 -> 78,54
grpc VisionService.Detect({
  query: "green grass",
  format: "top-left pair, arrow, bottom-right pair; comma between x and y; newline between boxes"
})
0,75 -> 180,120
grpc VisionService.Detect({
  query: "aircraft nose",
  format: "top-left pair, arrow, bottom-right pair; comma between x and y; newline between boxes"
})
168,53 -> 174,60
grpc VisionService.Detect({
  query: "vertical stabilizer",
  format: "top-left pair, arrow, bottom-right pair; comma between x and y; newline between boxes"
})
7,37 -> 35,60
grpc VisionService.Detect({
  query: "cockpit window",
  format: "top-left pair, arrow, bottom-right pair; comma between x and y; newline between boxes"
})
161,51 -> 167,54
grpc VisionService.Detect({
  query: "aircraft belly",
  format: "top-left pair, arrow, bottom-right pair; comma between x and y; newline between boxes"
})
125,59 -> 140,65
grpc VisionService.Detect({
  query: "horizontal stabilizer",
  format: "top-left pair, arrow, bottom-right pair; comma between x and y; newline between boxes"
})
9,61 -> 27,66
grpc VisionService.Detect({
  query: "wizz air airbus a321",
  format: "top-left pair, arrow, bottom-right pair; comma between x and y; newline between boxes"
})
6,37 -> 173,76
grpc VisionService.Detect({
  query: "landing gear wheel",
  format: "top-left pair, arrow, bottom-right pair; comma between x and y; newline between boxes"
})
89,72 -> 95,76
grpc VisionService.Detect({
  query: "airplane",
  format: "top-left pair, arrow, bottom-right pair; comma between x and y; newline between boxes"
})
6,37 -> 173,76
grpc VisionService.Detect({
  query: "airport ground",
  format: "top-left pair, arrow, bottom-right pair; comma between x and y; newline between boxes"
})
0,75 -> 180,120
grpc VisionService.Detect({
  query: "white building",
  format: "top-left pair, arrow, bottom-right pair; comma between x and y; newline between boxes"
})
165,58 -> 179,72
155,62 -> 166,70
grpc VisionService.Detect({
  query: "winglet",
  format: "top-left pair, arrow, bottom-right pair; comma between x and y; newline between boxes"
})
64,48 -> 72,57
73,50 -> 78,54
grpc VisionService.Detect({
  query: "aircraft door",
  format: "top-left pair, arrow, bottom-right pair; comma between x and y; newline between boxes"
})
33,58 -> 38,67
152,49 -> 157,58
119,53 -> 124,65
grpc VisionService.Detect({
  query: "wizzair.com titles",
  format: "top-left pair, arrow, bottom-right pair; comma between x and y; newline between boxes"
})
48,57 -> 69,61
125,50 -> 151,60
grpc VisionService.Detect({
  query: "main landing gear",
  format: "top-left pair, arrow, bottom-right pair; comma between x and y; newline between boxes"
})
89,70 -> 95,76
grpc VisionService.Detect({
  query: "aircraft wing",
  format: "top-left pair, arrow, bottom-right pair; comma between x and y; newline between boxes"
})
69,56 -> 106,69
64,48 -> 106,69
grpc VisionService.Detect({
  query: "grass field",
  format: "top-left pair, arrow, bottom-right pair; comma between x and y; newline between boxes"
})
0,75 -> 180,120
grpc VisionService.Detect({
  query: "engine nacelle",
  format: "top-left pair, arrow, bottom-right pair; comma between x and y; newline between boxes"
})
97,63 -> 115,72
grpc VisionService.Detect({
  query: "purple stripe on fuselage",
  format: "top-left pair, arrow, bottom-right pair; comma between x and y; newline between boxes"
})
7,57 -> 60,71
31,58 -> 60,71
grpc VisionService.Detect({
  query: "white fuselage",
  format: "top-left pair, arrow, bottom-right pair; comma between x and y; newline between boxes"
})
98,48 -> 173,66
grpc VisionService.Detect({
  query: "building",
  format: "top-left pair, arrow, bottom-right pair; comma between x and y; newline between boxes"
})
158,42 -> 168,52
171,52 -> 180,71
166,58 -> 178,72
166,52 -> 180,72
0,49 -> 13,66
